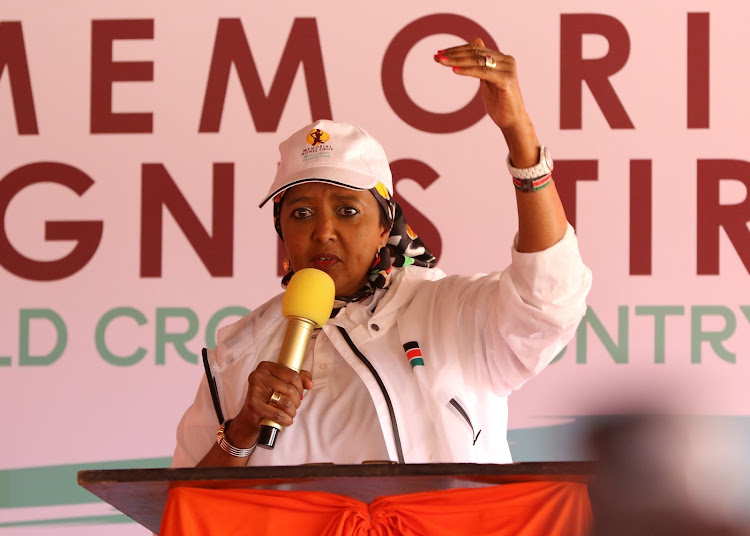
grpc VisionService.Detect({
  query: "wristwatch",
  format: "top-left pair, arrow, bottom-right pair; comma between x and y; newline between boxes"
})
506,145 -> 553,179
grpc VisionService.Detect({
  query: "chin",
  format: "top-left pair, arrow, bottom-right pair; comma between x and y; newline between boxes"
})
332,280 -> 367,297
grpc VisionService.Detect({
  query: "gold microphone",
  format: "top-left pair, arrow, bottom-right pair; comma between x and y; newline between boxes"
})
257,268 -> 335,449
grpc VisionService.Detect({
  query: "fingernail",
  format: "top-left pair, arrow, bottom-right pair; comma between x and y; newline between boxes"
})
486,54 -> 492,58
300,395 -> 303,400
452,66 -> 460,72
437,49 -> 446,54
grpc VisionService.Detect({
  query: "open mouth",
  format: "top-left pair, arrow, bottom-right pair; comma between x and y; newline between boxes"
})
312,254 -> 341,268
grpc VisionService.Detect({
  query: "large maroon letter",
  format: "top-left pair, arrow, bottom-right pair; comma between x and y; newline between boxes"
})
0,22 -> 39,134
630,160 -> 652,275
0,163 -> 102,280
697,160 -> 750,274
199,18 -> 331,133
141,163 -> 234,277
551,160 -> 599,229
382,14 -> 497,133
687,13 -> 710,129
91,19 -> 154,133
390,159 -> 443,262
560,14 -> 634,129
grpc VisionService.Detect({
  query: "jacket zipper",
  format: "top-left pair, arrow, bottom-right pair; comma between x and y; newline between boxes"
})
202,348 -> 225,425
449,398 -> 481,445
336,326 -> 405,464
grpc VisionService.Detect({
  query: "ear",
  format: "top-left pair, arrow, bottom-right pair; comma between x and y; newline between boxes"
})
378,225 -> 390,249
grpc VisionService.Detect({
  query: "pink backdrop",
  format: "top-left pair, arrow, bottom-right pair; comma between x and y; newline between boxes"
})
2,1 -> 749,533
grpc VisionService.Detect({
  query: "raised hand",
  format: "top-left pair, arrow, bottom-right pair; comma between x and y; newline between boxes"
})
434,37 -> 530,132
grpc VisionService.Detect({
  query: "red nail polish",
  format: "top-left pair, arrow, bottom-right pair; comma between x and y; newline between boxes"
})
438,49 -> 446,54
452,66 -> 460,72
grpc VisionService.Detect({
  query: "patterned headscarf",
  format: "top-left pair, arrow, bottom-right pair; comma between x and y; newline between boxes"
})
273,184 -> 436,307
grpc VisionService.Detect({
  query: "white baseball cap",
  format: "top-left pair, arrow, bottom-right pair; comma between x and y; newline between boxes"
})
258,120 -> 394,207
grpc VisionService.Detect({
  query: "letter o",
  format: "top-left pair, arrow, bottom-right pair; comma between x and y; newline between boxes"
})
382,14 -> 498,133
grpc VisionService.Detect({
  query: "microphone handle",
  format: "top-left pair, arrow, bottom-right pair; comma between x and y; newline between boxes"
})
257,316 -> 317,449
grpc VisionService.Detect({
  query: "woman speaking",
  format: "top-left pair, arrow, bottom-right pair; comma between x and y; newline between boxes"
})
172,39 -> 592,467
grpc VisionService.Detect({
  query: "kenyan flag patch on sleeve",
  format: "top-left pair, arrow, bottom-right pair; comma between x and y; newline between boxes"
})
403,341 -> 424,368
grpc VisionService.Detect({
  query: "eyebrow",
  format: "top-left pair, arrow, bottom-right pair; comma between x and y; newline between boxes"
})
284,193 -> 365,205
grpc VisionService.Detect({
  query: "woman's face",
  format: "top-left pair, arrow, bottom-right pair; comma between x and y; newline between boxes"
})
279,182 -> 390,296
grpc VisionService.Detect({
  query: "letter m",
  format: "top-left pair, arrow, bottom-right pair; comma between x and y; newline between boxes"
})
199,18 -> 332,133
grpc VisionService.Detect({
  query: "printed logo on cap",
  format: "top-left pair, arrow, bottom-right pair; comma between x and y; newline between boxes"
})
306,128 -> 330,146
302,128 -> 333,161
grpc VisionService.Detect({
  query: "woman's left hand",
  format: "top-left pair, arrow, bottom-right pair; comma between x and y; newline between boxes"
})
434,37 -> 568,252
434,37 -> 530,132
435,37 -> 539,168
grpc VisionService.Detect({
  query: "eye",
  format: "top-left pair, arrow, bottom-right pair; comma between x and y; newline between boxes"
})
291,207 -> 312,219
337,205 -> 360,217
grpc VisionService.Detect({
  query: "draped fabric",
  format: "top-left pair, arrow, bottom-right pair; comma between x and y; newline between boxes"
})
160,481 -> 591,535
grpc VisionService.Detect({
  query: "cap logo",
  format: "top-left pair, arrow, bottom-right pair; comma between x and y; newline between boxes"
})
302,128 -> 333,161
306,129 -> 330,146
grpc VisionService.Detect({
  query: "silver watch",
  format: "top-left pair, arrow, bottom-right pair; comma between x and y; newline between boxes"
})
507,146 -> 553,179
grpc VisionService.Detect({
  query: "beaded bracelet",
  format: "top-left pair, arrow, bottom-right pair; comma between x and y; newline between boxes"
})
512,173 -> 552,193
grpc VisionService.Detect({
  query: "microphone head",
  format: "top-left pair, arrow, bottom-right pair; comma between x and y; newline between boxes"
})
282,268 -> 335,327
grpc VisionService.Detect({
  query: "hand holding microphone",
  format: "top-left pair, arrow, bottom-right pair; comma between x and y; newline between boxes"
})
226,269 -> 335,453
256,268 -> 335,449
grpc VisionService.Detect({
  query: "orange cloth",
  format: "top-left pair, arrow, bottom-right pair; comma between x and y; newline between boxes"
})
160,481 -> 591,535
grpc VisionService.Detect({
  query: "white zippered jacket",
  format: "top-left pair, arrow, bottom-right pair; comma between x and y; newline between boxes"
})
173,225 -> 592,466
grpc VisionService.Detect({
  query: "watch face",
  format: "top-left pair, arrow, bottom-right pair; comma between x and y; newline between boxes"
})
542,147 -> 554,171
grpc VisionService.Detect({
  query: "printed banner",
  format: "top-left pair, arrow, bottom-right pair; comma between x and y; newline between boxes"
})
1,1 -> 748,533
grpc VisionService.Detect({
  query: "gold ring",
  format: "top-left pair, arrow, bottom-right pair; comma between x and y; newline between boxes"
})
485,55 -> 497,69
269,391 -> 282,407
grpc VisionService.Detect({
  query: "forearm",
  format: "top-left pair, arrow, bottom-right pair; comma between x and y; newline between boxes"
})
195,417 -> 259,467
434,39 -> 569,252
196,442 -> 252,467
502,119 -> 567,253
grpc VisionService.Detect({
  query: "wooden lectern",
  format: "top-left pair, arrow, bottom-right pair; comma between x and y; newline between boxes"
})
78,462 -> 593,535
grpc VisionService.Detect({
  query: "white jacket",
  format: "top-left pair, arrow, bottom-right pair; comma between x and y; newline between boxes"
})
173,225 -> 592,466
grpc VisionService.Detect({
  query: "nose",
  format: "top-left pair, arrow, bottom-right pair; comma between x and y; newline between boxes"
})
311,212 -> 336,243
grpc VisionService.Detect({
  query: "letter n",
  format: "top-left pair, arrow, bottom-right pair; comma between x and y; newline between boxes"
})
140,163 -> 234,277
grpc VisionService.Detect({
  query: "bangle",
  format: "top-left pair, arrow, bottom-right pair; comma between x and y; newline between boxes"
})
513,173 -> 552,193
217,419 -> 255,458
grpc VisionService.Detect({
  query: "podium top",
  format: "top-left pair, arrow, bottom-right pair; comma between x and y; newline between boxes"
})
78,462 -> 594,533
